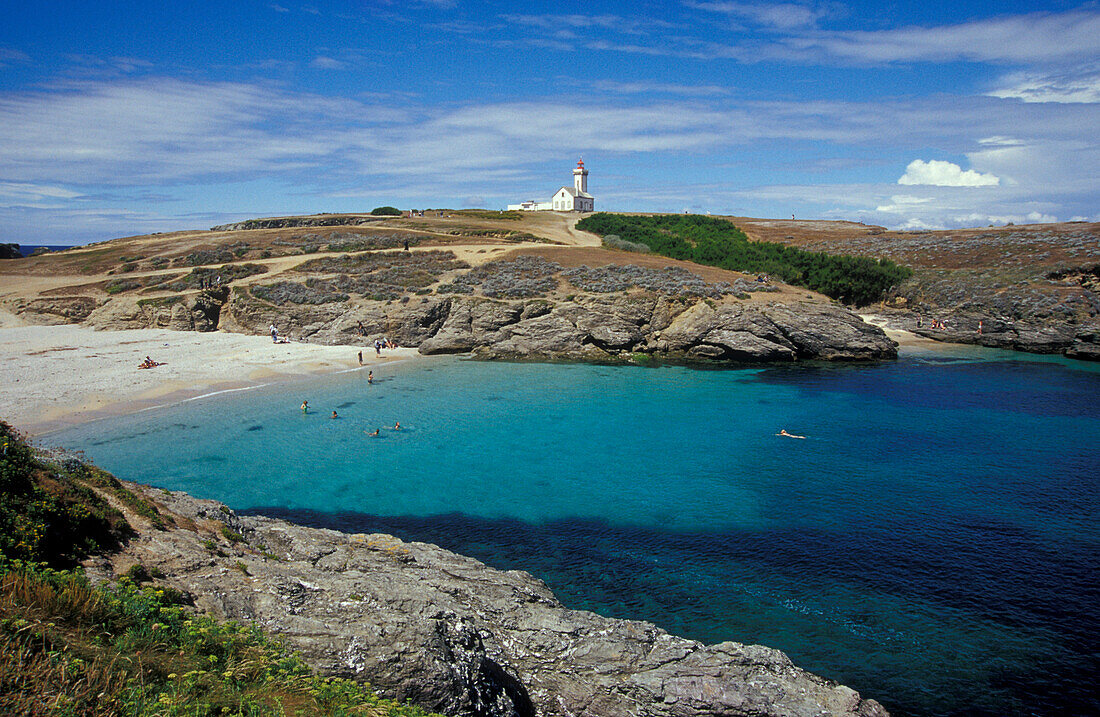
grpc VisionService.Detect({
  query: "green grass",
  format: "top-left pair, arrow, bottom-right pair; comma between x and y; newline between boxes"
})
577,213 -> 912,306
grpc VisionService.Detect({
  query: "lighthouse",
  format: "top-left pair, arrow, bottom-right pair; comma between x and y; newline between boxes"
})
507,159 -> 595,212
573,158 -> 588,194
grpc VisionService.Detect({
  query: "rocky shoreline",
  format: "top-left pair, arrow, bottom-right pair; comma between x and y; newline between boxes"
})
83,479 -> 889,717
41,287 -> 897,365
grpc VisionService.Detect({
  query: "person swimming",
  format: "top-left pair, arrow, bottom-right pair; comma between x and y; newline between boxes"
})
366,428 -> 380,437
777,429 -> 806,439
301,401 -> 308,413
394,422 -> 400,430
368,371 -> 373,384
331,410 -> 338,419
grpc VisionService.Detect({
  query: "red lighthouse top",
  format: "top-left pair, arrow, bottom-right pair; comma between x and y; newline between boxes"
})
576,158 -> 586,170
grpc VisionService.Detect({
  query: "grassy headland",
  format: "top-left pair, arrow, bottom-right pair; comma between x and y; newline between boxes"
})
0,421 -> 440,717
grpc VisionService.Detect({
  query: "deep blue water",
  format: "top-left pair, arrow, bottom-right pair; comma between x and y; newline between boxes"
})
47,345 -> 1100,717
11,244 -> 76,256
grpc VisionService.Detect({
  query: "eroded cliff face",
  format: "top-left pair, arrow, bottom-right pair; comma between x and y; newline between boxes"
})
84,484 -> 889,717
75,287 -> 896,364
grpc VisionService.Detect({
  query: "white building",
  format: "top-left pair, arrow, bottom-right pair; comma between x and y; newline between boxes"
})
508,159 -> 595,212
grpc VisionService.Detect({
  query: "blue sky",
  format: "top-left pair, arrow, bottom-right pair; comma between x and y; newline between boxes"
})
1,1 -> 1098,244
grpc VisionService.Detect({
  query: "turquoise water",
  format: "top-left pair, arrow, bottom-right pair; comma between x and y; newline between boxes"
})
48,346 -> 1100,716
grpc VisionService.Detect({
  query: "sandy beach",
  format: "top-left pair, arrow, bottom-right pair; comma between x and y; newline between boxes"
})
0,324 -> 417,435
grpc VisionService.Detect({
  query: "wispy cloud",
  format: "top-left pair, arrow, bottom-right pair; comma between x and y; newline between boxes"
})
0,47 -> 31,67
685,1 -> 839,30
989,68 -> 1100,103
592,80 -> 732,96
508,6 -> 1100,68
310,56 -> 347,70
0,77 -> 377,184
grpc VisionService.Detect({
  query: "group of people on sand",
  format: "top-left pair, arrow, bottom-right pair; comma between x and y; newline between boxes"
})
138,356 -> 163,369
269,323 -> 292,343
300,399 -> 400,435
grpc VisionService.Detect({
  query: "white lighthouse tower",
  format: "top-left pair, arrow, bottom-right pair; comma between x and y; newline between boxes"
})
573,158 -> 589,194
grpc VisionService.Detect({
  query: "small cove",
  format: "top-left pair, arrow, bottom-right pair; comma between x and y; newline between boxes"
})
49,345 -> 1100,717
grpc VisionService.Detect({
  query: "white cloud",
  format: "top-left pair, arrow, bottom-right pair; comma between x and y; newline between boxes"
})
989,69 -> 1100,104
898,160 -> 1000,187
874,195 -> 932,213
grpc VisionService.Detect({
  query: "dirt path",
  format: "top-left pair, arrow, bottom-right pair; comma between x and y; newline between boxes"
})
523,213 -> 601,246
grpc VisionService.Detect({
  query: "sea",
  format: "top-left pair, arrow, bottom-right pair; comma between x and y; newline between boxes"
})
46,343 -> 1100,717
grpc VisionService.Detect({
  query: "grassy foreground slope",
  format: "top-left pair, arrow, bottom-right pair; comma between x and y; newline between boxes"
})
0,421 -> 440,717
576,213 -> 911,306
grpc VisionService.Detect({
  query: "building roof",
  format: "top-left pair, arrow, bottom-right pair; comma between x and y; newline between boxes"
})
557,186 -> 593,199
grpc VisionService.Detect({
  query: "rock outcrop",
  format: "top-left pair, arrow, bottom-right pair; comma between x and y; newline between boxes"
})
85,484 -> 889,717
419,295 -> 897,363
210,216 -> 385,231
85,288 -> 230,332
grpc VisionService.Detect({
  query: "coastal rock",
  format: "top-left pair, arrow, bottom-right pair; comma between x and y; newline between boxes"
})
423,296 -> 895,362
86,289 -> 229,332
210,216 -> 385,231
761,303 -> 898,360
86,485 -> 890,717
15,295 -> 101,324
221,288 -> 451,346
0,242 -> 21,259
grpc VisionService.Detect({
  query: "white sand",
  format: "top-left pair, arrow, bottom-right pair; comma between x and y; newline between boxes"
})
0,325 -> 417,435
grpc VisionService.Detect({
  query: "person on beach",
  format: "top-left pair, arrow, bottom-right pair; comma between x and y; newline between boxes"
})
270,323 -> 278,343
331,410 -> 338,419
358,351 -> 363,366
374,339 -> 381,356
301,400 -> 308,413
777,429 -> 806,439
367,371 -> 373,384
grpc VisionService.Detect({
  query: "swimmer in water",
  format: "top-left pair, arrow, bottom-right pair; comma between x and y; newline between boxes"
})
331,410 -> 338,419
301,400 -> 308,413
777,429 -> 806,439
394,422 -> 401,430
368,371 -> 373,384
366,428 -> 380,437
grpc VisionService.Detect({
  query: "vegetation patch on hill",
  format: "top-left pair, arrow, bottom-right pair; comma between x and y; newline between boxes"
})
290,250 -> 469,301
438,255 -> 562,298
0,422 -> 439,717
577,213 -> 912,305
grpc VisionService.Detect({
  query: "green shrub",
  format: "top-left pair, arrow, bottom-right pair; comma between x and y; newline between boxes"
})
370,206 -> 402,216
577,213 -> 912,306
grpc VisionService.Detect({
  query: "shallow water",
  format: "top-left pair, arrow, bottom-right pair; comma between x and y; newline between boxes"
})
49,346 -> 1100,716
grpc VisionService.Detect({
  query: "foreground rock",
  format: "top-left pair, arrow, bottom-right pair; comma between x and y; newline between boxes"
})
86,485 -> 889,717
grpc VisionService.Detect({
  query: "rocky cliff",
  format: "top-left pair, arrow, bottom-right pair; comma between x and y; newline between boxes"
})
84,482 -> 889,717
747,221 -> 1100,361
64,253 -> 897,364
